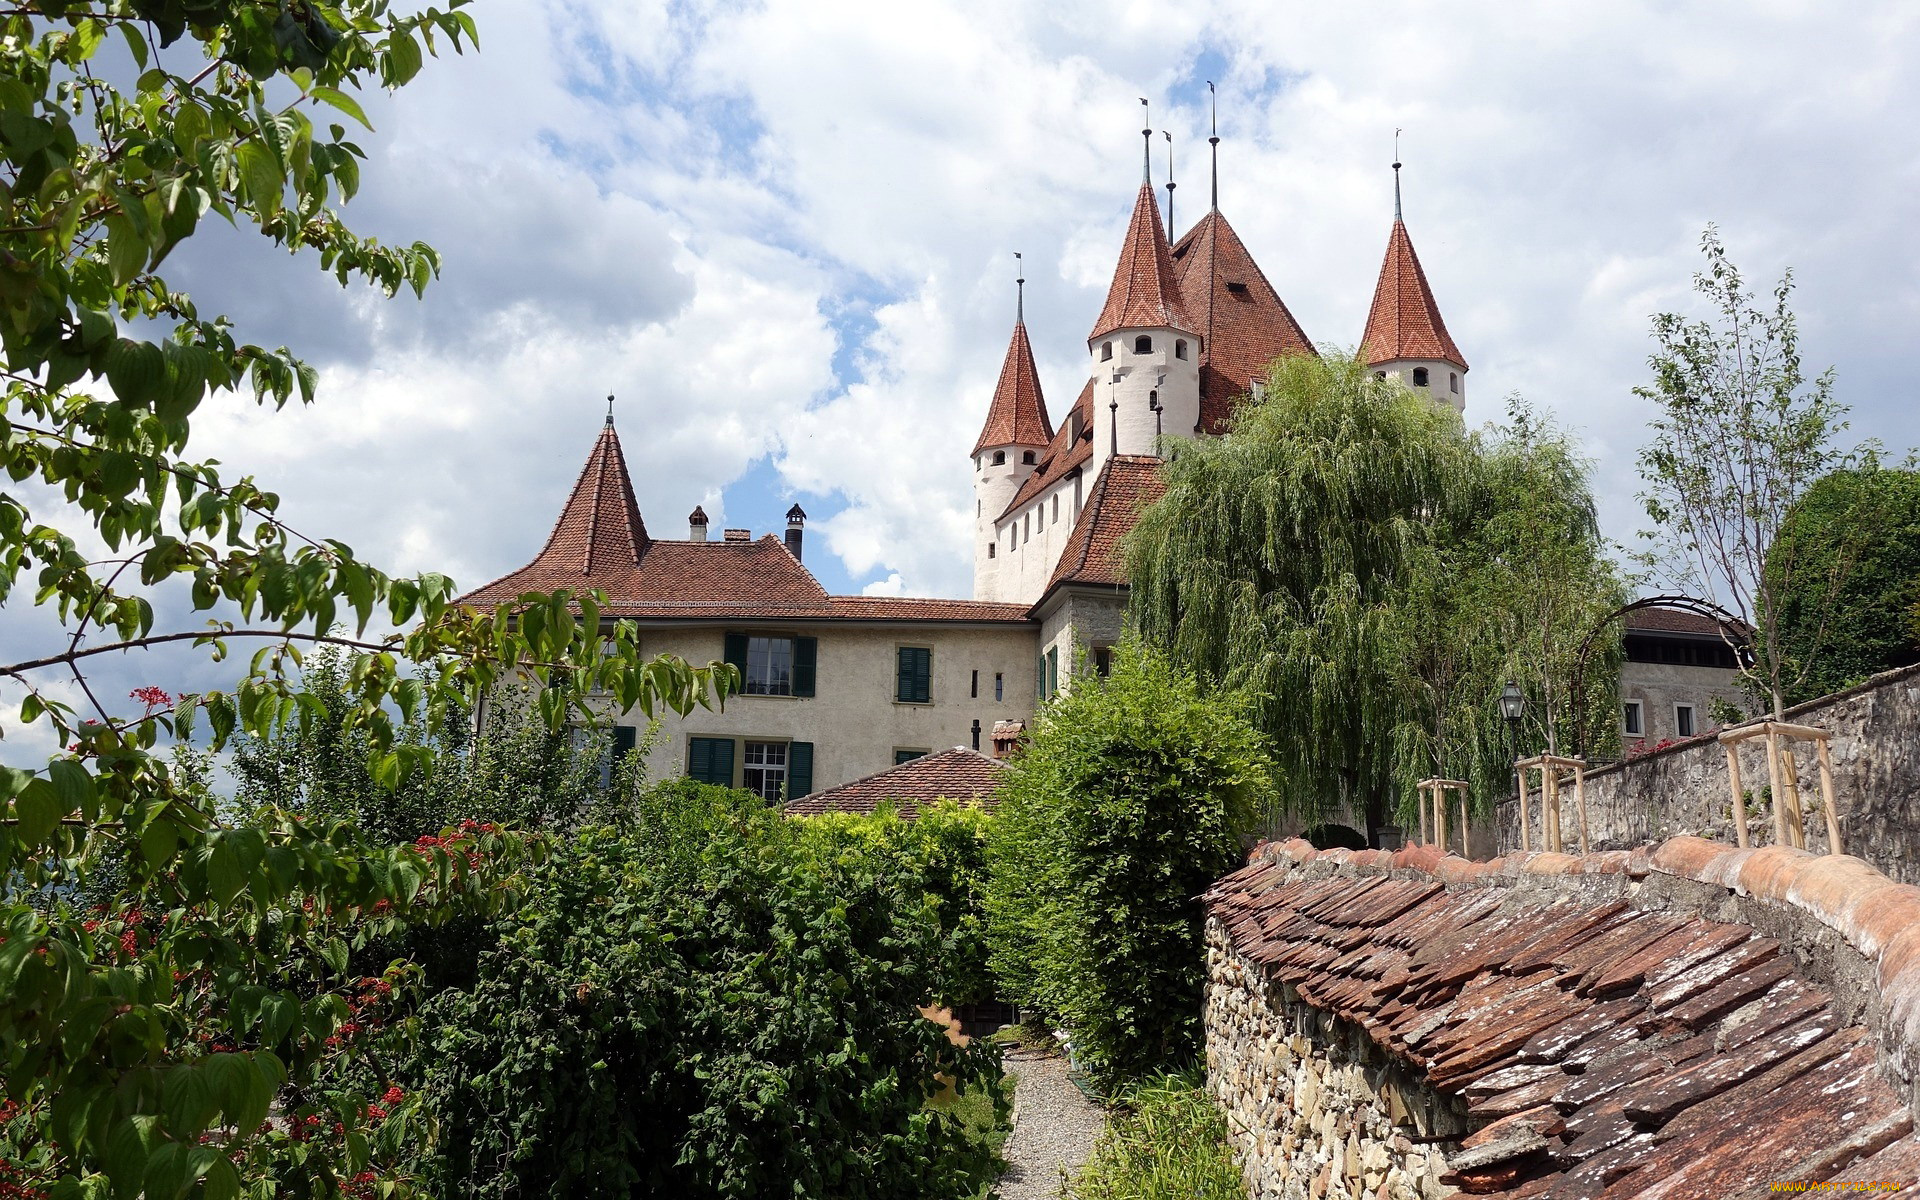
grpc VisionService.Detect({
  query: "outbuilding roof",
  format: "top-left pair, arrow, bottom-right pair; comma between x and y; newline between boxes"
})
784,746 -> 1007,818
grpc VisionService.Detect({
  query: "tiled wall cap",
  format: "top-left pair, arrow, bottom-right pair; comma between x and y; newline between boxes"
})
1736,843 -> 1818,902
1787,857 -> 1908,951
1648,835 -> 1726,880
1522,851 -> 1582,876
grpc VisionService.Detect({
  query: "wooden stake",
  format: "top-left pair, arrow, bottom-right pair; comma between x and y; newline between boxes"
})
1545,767 -> 1563,854
1780,748 -> 1806,849
1517,767 -> 1531,853
1573,763 -> 1591,855
1435,782 -> 1449,855
1815,737 -> 1844,856
1764,729 -> 1788,846
1458,791 -> 1471,858
1417,782 -> 1429,845
1725,742 -> 1749,849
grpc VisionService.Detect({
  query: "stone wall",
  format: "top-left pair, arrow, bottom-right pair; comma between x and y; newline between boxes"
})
1491,661 -> 1920,882
1205,929 -> 1464,1199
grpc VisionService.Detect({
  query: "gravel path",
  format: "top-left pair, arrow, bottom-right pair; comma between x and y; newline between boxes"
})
995,1048 -> 1106,1200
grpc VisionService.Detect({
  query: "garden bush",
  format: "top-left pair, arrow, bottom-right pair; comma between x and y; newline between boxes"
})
792,800 -> 996,1008
1068,1072 -> 1245,1200
405,780 -> 1005,1199
984,644 -> 1273,1086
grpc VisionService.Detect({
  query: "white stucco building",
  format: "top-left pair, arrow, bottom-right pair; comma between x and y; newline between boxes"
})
462,138 -> 1473,802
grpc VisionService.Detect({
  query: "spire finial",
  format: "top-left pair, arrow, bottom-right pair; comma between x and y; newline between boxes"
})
1207,81 -> 1220,211
606,393 -> 615,425
1140,97 -> 1151,184
1014,251 -> 1025,324
1162,129 -> 1176,232
1392,128 -> 1403,222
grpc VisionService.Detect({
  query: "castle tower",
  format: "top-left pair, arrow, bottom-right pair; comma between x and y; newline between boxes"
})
1360,161 -> 1468,414
972,272 -> 1053,601
1086,128 -> 1201,475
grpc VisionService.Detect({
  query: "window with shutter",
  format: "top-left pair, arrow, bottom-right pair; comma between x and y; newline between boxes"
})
793,636 -> 817,697
1046,647 -> 1059,697
896,646 -> 932,704
787,741 -> 813,799
687,736 -> 735,787
612,725 -> 637,760
894,748 -> 927,765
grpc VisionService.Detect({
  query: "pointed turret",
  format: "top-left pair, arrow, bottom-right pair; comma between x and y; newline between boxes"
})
972,320 -> 1053,455
1360,163 -> 1467,411
1089,182 -> 1195,342
535,414 -> 650,574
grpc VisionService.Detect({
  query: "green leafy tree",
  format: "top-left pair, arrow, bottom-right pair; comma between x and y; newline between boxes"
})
1636,226 -> 1863,719
1766,465 -> 1920,703
409,782 -> 1004,1200
0,5 -> 730,1194
1128,356 -> 1622,838
984,644 -> 1273,1087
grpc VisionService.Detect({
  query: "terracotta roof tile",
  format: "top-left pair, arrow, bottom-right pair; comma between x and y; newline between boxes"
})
1089,183 -> 1195,341
1036,455 -> 1165,604
1360,219 -> 1466,369
972,321 -> 1053,454
1002,378 -> 1094,516
1170,209 -> 1316,433
461,424 -> 1035,625
1205,840 -> 1919,1194
784,746 -> 1006,818
1623,607 -> 1752,638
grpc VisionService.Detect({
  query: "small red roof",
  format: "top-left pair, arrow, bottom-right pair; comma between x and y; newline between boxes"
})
1036,455 -> 1166,605
784,746 -> 1007,818
1001,378 -> 1095,518
1360,220 -> 1466,370
1170,208 -> 1317,432
973,321 -> 1053,454
1089,183 -> 1195,342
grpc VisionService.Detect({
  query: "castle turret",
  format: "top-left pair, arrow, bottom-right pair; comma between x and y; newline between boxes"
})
1086,130 -> 1200,475
1360,162 -> 1467,414
972,272 -> 1053,601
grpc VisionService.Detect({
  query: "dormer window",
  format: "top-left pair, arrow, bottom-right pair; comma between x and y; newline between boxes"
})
1226,281 -> 1248,295
1022,450 -> 1036,464
1412,368 -> 1430,387
1133,335 -> 1153,354
1174,339 -> 1188,360
1101,341 -> 1113,362
992,450 -> 1006,465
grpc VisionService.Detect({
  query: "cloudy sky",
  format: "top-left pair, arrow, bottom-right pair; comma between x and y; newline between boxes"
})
7,0 -> 1920,761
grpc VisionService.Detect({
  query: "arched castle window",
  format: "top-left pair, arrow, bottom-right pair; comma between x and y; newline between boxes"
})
1412,367 -> 1430,387
1133,335 -> 1153,354
992,450 -> 1006,465
1174,339 -> 1188,360
1101,341 -> 1113,362
1450,372 -> 1460,393
1022,450 -> 1036,464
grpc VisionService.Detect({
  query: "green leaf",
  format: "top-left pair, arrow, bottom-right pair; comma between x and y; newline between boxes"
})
105,214 -> 147,285
311,86 -> 372,130
47,760 -> 94,820
236,141 -> 283,217
207,838 -> 246,904
103,338 -> 167,408
15,778 -> 62,846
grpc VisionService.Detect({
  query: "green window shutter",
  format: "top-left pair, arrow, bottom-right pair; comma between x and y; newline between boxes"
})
896,647 -> 931,703
688,736 -> 734,786
1036,654 -> 1046,699
612,725 -> 637,761
787,741 -> 813,799
724,632 -> 749,675
793,636 -> 817,697
1047,647 -> 1059,697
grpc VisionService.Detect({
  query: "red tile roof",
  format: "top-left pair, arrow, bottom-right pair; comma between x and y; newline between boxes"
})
460,422 -> 1037,625
1037,455 -> 1165,603
1002,378 -> 1094,516
1206,837 -> 1920,1195
1360,220 -> 1466,370
785,746 -> 1006,817
1624,606 -> 1752,638
973,321 -> 1053,454
1089,183 -> 1195,342
1170,209 -> 1316,432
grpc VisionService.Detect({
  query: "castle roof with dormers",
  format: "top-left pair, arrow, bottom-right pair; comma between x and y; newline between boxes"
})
1170,208 -> 1317,433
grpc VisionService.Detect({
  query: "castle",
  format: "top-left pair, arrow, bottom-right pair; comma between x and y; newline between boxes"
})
461,127 -> 1475,807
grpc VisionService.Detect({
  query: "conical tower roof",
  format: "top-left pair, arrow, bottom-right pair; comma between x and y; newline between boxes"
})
973,320 -> 1053,454
531,417 -> 650,574
1360,219 -> 1466,370
1170,208 -> 1316,431
1089,183 -> 1195,342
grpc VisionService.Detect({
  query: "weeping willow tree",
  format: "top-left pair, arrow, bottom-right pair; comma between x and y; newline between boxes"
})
1127,354 -> 1623,839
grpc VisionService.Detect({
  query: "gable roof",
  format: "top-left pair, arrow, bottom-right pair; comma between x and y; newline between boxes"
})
784,746 -> 1007,818
973,320 -> 1053,454
1089,183 -> 1195,342
1035,454 -> 1166,606
1360,219 -> 1467,370
1170,208 -> 1317,433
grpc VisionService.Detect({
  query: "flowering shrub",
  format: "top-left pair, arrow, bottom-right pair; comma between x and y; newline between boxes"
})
404,782 -> 1004,1199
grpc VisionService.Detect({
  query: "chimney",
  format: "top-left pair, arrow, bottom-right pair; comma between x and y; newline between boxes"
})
784,504 -> 807,562
688,505 -> 709,542
723,528 -> 751,543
